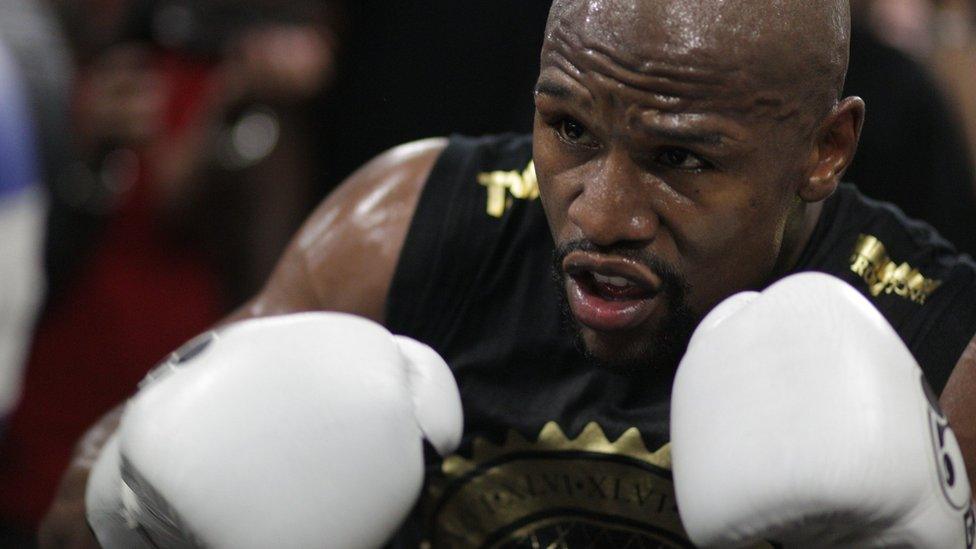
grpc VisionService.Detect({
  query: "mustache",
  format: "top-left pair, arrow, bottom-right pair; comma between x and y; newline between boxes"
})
552,239 -> 689,297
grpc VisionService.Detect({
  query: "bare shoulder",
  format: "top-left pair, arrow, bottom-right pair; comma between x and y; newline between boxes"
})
941,335 -> 976,411
940,333 -> 976,498
232,138 -> 448,324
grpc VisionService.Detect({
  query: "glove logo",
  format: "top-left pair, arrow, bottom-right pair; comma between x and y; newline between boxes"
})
965,505 -> 975,549
171,332 -> 216,365
138,332 -> 217,389
922,374 -> 972,512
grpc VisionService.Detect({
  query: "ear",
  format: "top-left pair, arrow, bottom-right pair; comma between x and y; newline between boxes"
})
799,96 -> 865,203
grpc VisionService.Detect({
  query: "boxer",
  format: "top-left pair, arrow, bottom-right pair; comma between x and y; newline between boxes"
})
40,0 -> 976,547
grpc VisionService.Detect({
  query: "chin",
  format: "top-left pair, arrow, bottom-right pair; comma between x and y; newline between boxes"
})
549,242 -> 701,376
576,324 -> 683,377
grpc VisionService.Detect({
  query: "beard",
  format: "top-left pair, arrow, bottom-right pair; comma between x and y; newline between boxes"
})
552,240 -> 700,376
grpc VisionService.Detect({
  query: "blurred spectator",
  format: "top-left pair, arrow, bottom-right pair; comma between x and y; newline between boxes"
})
844,7 -> 976,255
930,0 -> 976,199
0,34 -> 44,436
56,0 -> 343,301
863,0 -> 937,57
0,31 -> 46,548
0,0 -> 76,304
0,0 -> 342,538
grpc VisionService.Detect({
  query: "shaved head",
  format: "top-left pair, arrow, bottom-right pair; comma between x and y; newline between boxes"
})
545,0 -> 851,125
534,0 -> 864,373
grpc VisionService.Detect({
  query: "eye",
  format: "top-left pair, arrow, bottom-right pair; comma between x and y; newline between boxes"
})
555,118 -> 598,148
656,147 -> 711,171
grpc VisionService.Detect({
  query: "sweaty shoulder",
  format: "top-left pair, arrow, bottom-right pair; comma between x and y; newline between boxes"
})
235,138 -> 448,324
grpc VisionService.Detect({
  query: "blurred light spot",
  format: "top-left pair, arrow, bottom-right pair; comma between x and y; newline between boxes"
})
218,106 -> 280,169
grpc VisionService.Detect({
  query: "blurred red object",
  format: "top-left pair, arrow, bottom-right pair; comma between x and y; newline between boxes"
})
0,52 -> 227,528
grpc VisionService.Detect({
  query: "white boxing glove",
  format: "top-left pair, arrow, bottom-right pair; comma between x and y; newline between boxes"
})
86,312 -> 463,549
671,272 -> 975,548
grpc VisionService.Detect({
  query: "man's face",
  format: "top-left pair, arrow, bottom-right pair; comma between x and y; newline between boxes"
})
535,0 -> 818,372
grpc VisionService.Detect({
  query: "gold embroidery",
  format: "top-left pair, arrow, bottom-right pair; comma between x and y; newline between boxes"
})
478,161 -> 539,218
428,422 -> 685,548
441,422 -> 672,478
849,234 -> 942,304
426,421 -> 774,548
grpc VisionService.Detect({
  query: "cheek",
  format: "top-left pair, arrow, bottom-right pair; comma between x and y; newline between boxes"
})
677,192 -> 790,310
538,182 -> 568,241
533,128 -> 578,241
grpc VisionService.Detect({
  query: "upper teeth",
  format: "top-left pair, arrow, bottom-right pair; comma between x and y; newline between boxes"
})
593,273 -> 632,287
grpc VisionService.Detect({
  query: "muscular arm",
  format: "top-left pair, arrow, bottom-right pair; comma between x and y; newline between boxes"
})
940,335 -> 976,501
37,137 -> 447,548
227,137 -> 446,324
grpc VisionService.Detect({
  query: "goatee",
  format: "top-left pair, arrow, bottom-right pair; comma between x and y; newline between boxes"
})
551,240 -> 700,377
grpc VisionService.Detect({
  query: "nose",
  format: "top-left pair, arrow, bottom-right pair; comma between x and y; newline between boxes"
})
567,150 -> 659,248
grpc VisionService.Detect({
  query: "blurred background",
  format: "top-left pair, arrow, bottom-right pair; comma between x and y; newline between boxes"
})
0,0 -> 975,545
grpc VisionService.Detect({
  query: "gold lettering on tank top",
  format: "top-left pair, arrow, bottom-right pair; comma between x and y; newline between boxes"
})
478,161 -> 539,218
421,421 -> 773,548
849,234 -> 942,305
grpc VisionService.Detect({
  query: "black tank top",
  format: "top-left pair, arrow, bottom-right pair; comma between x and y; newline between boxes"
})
385,134 -> 976,548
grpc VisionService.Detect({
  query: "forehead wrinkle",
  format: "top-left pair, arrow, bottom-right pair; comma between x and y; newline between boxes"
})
547,18 -> 740,90
544,26 -> 583,76
628,107 -> 748,145
539,50 -> 598,109
550,0 -> 740,75
546,0 -> 851,125
549,39 -> 801,123
545,12 -> 779,119
581,42 -> 739,90
543,32 -> 688,114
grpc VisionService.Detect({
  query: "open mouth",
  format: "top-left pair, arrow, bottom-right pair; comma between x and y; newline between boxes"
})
575,271 -> 657,301
563,252 -> 664,332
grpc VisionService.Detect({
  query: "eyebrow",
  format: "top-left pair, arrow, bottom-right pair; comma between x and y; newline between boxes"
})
646,127 -> 729,146
534,81 -> 574,100
536,79 -> 740,145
